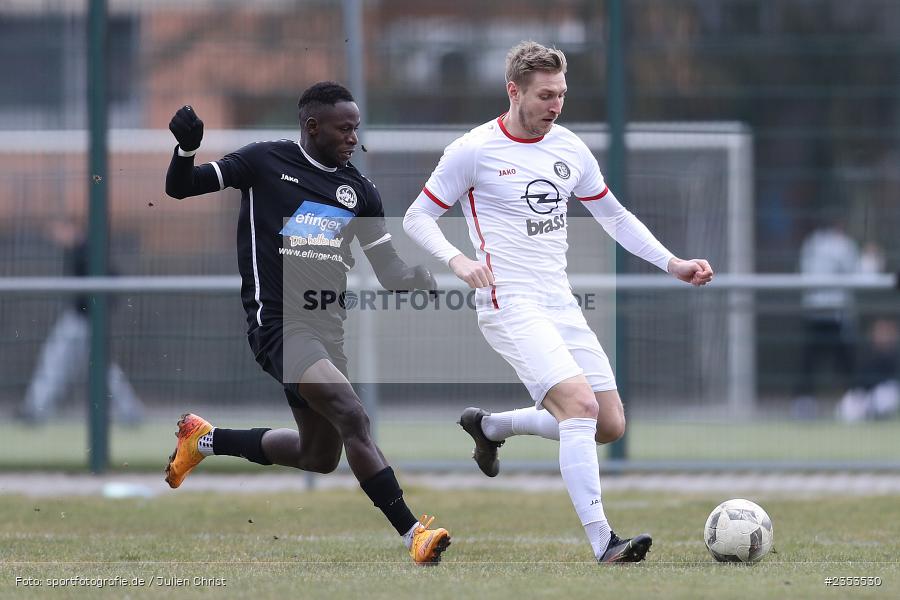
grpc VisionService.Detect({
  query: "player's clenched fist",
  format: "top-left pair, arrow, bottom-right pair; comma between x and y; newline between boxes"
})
667,257 -> 714,287
449,254 -> 495,289
410,266 -> 437,291
394,265 -> 437,292
169,105 -> 204,152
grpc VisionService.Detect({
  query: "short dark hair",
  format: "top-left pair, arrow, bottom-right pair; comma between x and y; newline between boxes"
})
298,81 -> 355,122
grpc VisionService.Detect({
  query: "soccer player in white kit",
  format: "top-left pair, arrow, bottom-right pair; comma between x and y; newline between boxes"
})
404,41 -> 713,562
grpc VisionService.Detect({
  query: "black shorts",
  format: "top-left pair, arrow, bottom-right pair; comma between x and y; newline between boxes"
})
248,321 -> 349,409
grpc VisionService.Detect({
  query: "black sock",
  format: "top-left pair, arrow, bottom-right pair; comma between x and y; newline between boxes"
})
359,467 -> 418,535
212,428 -> 272,465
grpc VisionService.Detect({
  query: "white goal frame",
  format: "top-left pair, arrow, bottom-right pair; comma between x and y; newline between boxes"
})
3,123 -> 755,410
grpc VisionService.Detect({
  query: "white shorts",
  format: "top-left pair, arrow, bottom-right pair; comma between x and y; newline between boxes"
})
477,301 -> 617,405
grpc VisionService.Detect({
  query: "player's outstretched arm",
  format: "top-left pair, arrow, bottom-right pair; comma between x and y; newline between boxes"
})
165,105 -> 221,199
364,240 -> 436,292
582,188 -> 714,286
582,188 -> 675,271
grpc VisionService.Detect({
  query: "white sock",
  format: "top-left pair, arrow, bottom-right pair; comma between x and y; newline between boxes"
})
585,519 -> 612,559
402,521 -> 420,549
558,418 -> 608,558
481,407 -> 560,441
197,428 -> 215,456
480,411 -> 513,441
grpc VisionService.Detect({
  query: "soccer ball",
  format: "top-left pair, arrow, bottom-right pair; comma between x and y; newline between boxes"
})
704,499 -> 774,563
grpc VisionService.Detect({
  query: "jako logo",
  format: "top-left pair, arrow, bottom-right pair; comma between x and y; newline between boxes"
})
499,168 -> 516,176
526,214 -> 566,236
281,174 -> 300,184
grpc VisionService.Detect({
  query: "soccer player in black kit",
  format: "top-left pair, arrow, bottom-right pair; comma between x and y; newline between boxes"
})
163,82 -> 450,565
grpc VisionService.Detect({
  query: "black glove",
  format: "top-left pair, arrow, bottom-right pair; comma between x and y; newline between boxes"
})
409,265 -> 437,291
169,105 -> 204,152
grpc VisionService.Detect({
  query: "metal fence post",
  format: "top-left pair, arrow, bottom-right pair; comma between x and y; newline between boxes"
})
87,0 -> 110,474
607,0 -> 628,462
342,0 -> 380,439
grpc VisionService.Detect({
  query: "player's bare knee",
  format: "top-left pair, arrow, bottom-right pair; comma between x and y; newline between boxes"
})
296,433 -> 343,473
321,450 -> 342,473
300,451 -> 341,474
332,401 -> 372,440
569,395 -> 600,420
614,413 -> 627,439
596,414 -> 626,443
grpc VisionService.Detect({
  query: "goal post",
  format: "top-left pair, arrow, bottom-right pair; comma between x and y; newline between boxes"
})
1,123 -> 763,471
1,123 -> 755,417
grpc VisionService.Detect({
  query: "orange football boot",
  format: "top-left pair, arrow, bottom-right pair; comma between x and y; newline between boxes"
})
409,515 -> 451,565
165,413 -> 213,488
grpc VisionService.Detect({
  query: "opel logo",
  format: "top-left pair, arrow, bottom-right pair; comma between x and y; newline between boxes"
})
521,179 -> 562,214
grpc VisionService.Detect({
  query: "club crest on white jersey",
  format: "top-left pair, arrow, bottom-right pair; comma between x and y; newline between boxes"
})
553,161 -> 571,179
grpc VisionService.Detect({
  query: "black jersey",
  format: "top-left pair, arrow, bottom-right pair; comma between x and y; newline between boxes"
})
211,140 -> 388,333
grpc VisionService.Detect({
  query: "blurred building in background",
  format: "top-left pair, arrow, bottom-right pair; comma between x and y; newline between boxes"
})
1,0 -> 898,414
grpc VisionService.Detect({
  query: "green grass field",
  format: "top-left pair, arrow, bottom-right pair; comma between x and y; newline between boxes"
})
1,488 -> 897,599
1,418 -> 899,471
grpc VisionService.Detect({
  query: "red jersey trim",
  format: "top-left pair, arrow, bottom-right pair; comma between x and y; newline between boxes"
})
422,187 -> 451,210
576,186 -> 610,202
467,188 -> 499,309
497,114 -> 544,144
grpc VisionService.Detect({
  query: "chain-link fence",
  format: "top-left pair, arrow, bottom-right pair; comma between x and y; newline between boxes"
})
1,0 -> 898,469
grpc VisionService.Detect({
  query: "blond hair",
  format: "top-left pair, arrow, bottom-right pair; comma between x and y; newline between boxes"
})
505,41 -> 567,88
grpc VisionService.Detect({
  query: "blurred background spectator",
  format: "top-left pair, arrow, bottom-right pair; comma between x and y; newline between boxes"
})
17,218 -> 144,426
1,0 -> 898,421
792,219 -> 861,418
836,318 -> 900,422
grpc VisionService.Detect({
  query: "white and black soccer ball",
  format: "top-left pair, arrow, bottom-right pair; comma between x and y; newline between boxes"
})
704,499 -> 774,563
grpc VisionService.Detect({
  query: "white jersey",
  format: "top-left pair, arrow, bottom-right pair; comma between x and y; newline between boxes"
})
799,227 -> 861,313
421,115 -> 607,309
